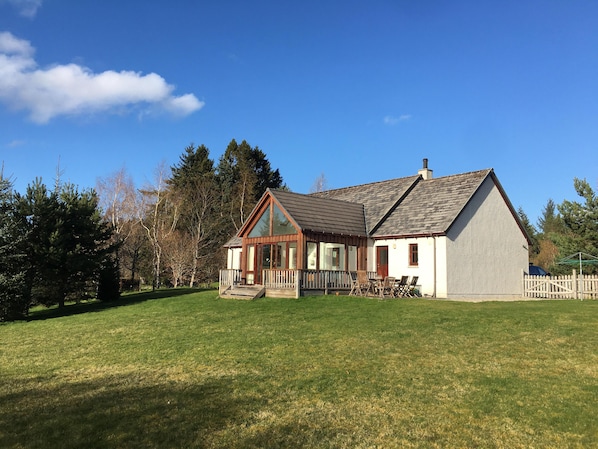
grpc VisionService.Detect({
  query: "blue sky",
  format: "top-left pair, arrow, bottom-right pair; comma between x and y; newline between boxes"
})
0,0 -> 596,224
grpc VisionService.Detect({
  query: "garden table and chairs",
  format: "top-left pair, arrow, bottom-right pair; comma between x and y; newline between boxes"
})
349,272 -> 420,298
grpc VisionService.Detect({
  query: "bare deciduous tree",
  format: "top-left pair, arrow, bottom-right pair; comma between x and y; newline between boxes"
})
96,167 -> 138,243
138,162 -> 179,289
310,172 -> 329,193
162,230 -> 192,288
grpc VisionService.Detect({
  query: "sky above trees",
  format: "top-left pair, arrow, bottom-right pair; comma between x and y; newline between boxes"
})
1,0 -> 597,223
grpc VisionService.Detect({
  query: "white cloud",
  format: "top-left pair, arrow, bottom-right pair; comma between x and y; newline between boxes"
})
0,32 -> 204,123
6,139 -> 26,148
0,31 -> 34,55
383,114 -> 412,126
0,0 -> 42,18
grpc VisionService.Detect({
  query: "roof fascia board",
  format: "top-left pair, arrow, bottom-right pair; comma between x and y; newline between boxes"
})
443,170 -> 493,236
373,232 -> 446,240
236,189 -> 273,237
488,171 -> 533,245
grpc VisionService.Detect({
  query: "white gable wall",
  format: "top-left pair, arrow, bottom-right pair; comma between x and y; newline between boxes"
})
444,177 -> 528,298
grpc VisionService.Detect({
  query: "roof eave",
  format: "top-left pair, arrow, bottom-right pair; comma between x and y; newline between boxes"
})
372,231 -> 447,240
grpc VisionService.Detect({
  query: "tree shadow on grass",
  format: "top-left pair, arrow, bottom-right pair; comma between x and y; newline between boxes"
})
25,288 -> 217,322
0,373 -> 252,449
0,373 -> 345,449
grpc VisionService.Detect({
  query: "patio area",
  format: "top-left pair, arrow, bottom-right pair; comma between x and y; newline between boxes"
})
219,269 -> 421,299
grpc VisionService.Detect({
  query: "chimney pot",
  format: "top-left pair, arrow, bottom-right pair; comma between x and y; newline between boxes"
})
418,158 -> 433,180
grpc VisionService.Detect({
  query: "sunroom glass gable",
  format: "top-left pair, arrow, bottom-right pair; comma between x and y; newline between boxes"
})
248,203 -> 297,238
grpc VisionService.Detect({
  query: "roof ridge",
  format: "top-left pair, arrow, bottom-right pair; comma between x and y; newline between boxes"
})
425,168 -> 493,181
272,188 -> 365,206
314,174 -> 421,195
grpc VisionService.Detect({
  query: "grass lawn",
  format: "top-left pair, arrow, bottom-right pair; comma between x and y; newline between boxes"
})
1,290 -> 596,449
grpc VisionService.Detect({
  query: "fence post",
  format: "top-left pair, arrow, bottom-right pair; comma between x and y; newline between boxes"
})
295,270 -> 300,298
572,269 -> 577,300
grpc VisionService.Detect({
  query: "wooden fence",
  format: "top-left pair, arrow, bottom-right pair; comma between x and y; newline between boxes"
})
523,271 -> 598,299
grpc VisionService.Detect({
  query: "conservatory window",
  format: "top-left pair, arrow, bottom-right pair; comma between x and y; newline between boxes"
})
248,206 -> 271,238
272,204 -> 296,235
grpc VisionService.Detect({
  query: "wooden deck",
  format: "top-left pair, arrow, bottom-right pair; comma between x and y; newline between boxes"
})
219,269 -> 375,299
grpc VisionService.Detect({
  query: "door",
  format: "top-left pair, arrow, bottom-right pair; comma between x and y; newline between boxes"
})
255,244 -> 272,284
376,246 -> 388,278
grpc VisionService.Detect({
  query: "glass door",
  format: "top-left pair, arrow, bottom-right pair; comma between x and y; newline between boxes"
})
376,246 -> 388,278
255,244 -> 272,284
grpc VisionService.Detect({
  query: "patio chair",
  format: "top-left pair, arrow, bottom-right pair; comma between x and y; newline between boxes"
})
357,270 -> 372,296
349,272 -> 361,296
378,276 -> 396,299
405,276 -> 419,297
394,275 -> 409,297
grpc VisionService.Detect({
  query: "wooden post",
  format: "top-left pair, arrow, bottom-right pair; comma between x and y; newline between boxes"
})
572,269 -> 577,300
295,270 -> 301,299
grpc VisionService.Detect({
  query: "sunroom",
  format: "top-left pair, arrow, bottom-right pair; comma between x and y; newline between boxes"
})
220,188 -> 369,298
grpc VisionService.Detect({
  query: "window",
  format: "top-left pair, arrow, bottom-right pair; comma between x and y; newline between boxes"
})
247,245 -> 255,271
348,246 -> 357,271
307,242 -> 317,269
246,245 -> 255,284
247,203 -> 297,237
272,204 -> 296,235
409,243 -> 419,266
319,242 -> 345,271
288,242 -> 297,269
248,207 -> 271,238
331,248 -> 340,270
275,242 -> 286,268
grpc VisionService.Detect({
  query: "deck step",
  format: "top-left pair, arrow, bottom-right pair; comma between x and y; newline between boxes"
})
220,284 -> 266,300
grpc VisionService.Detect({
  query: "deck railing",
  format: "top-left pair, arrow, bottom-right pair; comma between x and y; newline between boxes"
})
523,272 -> 598,299
299,270 -> 353,291
220,269 -> 374,296
262,269 -> 299,288
219,269 -> 242,294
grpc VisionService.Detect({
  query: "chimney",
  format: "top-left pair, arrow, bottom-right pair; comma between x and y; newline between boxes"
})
418,158 -> 433,180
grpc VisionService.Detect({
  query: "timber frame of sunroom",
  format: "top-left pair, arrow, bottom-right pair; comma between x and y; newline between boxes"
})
227,190 -> 369,297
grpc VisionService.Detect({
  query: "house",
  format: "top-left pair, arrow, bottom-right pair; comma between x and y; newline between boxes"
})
221,160 -> 530,299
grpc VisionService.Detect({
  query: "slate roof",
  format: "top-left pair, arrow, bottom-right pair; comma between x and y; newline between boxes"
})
311,176 -> 420,233
223,236 -> 242,248
237,168 -> 511,241
269,189 -> 367,237
373,169 -> 492,237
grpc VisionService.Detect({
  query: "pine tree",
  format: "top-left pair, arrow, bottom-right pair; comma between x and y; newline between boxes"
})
97,255 -> 121,301
0,177 -> 30,321
16,180 -> 116,307
558,178 -> 598,272
517,207 -> 539,258
216,139 -> 284,231
537,199 -> 565,235
169,144 -> 219,286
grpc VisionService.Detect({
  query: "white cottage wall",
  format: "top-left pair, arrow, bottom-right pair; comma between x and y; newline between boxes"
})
227,247 -> 242,270
374,236 -> 448,297
445,177 -> 528,298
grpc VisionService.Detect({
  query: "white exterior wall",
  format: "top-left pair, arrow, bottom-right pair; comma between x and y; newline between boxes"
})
444,177 -> 528,298
374,236 -> 447,298
226,247 -> 242,270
